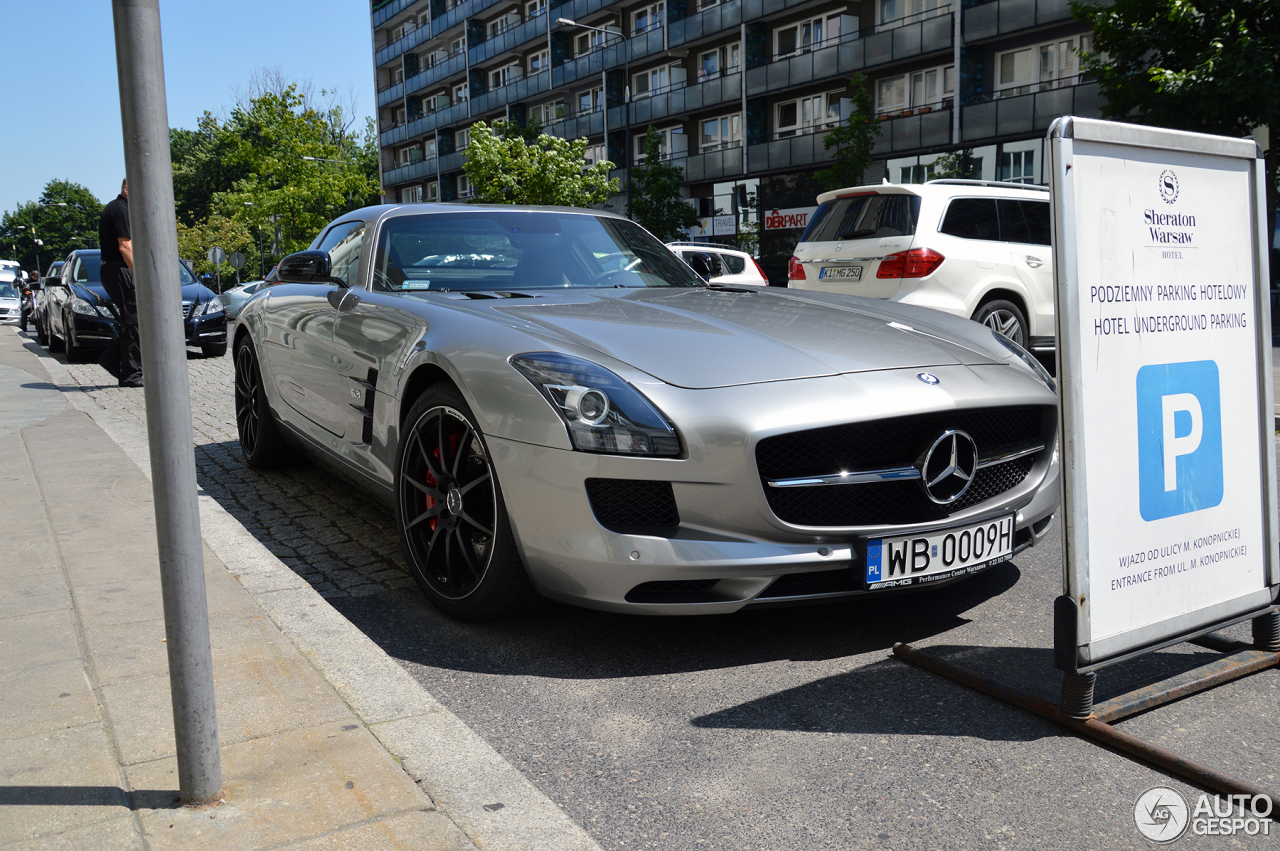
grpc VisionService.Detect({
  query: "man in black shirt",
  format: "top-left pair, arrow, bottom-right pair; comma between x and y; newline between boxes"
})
98,178 -> 142,387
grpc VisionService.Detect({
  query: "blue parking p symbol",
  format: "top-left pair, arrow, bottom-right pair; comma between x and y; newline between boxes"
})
1135,361 -> 1224,521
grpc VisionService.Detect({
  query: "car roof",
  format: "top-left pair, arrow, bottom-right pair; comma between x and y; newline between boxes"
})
352,203 -> 632,224
815,180 -> 1049,206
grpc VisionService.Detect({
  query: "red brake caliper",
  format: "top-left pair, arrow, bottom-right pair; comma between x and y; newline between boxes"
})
423,432 -> 463,531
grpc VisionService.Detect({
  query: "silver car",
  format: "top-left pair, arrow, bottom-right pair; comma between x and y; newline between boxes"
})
234,205 -> 1059,621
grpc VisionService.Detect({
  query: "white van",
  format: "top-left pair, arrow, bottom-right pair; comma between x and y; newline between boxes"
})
787,179 -> 1054,351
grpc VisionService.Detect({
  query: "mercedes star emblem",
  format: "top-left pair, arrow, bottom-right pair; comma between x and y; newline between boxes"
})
919,430 -> 979,504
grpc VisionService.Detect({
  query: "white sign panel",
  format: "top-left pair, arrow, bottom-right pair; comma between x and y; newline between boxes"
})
1050,117 -> 1277,667
711,215 -> 736,236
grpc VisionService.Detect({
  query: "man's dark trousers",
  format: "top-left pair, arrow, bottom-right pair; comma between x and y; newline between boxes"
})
99,262 -> 142,383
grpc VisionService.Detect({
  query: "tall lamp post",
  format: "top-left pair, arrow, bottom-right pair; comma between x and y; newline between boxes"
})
27,201 -> 67,272
555,18 -> 630,219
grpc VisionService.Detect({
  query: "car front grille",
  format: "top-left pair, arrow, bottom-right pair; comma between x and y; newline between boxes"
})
585,478 -> 679,529
757,407 -> 1050,528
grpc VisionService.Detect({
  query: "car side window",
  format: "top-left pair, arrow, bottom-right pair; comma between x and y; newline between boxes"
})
721,253 -> 746,275
997,199 -> 1051,246
318,222 -> 365,288
72,259 -> 88,283
939,198 -> 999,241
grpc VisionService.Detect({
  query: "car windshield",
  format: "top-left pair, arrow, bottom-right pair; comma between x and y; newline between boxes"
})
74,254 -> 197,285
0,282 -> 18,298
371,211 -> 704,293
801,193 -> 921,242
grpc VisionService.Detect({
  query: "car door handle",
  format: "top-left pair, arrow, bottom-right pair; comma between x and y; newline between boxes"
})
1024,256 -> 1044,268
326,289 -> 361,312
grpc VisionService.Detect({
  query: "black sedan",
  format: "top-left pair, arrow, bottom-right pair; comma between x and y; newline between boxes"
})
43,249 -> 228,360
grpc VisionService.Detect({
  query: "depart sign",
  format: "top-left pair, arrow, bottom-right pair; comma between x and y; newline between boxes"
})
1048,117 -> 1278,670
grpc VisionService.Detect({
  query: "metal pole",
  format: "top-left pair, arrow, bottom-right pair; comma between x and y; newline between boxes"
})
111,0 -> 222,807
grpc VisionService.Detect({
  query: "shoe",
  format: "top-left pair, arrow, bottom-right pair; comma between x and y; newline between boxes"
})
119,377 -> 144,388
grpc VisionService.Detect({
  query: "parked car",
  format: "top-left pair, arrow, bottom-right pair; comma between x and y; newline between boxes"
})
667,242 -> 770,286
235,204 -> 1060,621
0,275 -> 21,326
787,179 -> 1054,351
220,280 -> 266,320
43,249 -> 228,360
32,261 -> 64,346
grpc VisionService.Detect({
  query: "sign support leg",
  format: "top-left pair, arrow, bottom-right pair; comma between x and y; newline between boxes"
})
1255,610 -> 1280,652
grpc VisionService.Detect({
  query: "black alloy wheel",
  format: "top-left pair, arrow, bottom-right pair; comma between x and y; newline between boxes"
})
396,386 -> 535,621
35,312 -> 48,346
234,337 -> 291,469
64,315 -> 87,362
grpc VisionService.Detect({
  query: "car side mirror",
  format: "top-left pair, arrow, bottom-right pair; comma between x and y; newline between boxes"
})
686,252 -> 714,282
278,250 -> 348,287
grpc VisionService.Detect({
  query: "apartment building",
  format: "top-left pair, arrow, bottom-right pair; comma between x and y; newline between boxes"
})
370,0 -> 1101,279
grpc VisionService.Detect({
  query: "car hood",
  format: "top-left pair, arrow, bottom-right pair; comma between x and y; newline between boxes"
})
492,287 -> 1002,389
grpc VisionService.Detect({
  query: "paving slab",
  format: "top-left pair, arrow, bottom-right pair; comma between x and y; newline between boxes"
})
0,658 -> 100,743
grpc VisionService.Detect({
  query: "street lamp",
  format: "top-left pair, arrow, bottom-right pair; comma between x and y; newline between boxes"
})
29,201 -> 67,272
556,17 -> 631,219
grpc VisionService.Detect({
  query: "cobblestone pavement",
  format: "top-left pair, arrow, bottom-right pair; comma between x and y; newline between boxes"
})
54,343 -> 416,600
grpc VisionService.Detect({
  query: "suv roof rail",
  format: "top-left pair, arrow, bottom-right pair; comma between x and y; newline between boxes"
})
924,178 -> 1049,192
667,241 -> 723,248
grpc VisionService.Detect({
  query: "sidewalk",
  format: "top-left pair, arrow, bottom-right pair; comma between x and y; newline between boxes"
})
0,328 -> 601,851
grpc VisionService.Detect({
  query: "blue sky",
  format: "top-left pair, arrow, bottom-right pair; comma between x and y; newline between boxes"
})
3,1 -> 376,213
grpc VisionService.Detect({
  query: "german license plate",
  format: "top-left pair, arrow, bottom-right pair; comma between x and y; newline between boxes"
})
864,514 -> 1015,589
819,265 -> 862,280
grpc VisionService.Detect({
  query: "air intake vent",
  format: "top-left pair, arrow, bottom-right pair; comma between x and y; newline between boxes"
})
585,478 -> 679,529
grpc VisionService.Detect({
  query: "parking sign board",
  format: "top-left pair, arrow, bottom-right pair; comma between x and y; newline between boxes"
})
1049,118 -> 1278,669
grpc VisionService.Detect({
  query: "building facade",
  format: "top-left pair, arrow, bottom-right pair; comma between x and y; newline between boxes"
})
370,0 -> 1101,281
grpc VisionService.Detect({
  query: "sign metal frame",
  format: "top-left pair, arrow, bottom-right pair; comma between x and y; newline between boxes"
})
1048,116 -> 1279,678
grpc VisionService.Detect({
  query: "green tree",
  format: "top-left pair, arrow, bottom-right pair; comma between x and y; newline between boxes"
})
176,214 -> 255,290
930,148 -> 981,180
816,74 -> 882,192
463,120 -> 618,207
1,180 -> 103,272
630,127 -> 700,241
1072,0 -> 1279,236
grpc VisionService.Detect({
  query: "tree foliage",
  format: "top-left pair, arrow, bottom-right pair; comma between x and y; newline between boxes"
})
463,120 -> 618,207
630,127 -> 700,241
1072,0 -> 1279,232
816,74 -> 882,192
930,148 -> 981,180
176,214 -> 255,288
1,180 -> 103,272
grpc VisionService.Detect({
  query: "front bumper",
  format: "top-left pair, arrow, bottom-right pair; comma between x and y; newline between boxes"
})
185,311 -> 227,347
490,366 -> 1060,615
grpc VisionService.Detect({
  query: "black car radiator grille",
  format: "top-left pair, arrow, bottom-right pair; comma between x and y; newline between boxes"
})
585,478 -> 679,529
757,407 -> 1049,527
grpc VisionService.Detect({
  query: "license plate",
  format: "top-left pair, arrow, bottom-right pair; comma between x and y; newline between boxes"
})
819,265 -> 862,280
864,514 -> 1015,590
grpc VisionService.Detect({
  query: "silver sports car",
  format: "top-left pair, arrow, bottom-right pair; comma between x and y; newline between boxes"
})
234,204 -> 1059,620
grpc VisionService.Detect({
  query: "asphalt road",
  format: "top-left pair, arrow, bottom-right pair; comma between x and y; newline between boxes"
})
39,334 -> 1279,850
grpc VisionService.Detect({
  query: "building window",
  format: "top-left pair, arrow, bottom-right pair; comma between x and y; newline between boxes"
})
402,185 -> 422,203
634,65 -> 668,98
634,126 -> 684,160
700,113 -> 742,152
529,100 -> 566,125
576,29 -> 609,57
1000,150 -> 1035,183
577,87 -> 603,114
876,63 -> 953,113
584,142 -> 607,166
453,83 -> 469,104
996,35 -> 1092,97
878,0 -> 945,27
456,174 -> 473,198
774,92 -> 843,139
456,127 -> 470,150
699,0 -> 720,9
393,106 -> 406,125
633,2 -> 665,36
774,15 -> 841,58
528,49 -> 549,75
450,35 -> 466,56
490,64 -> 522,89
899,163 -> 934,183
426,180 -> 439,201
526,0 -> 547,17
698,43 -> 740,82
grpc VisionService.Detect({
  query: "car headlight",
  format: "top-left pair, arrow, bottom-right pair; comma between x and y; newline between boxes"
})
511,353 -> 681,457
201,299 -> 225,315
70,298 -> 97,316
992,332 -> 1055,393
97,304 -> 115,318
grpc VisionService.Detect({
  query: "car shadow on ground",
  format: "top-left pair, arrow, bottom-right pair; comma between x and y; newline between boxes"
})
329,561 -> 1025,679
687,643 -> 1230,741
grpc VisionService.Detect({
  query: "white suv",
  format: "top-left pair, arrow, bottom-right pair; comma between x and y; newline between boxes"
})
787,180 -> 1054,351
667,242 -> 770,286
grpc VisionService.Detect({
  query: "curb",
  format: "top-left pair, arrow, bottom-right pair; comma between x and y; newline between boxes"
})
34,345 -> 603,851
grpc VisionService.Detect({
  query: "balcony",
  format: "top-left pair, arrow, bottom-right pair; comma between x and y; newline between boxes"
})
438,150 -> 467,173
870,107 -> 954,155
404,51 -> 467,98
683,144 -> 746,182
375,19 -> 434,67
543,110 -> 606,140
668,0 -> 743,50
383,157 -> 440,186
963,0 -> 1085,41
960,81 -> 1103,142
740,0 -> 830,19
619,71 -> 740,128
471,69 -> 553,114
382,99 -> 472,146
471,15 -> 548,65
746,128 -> 836,173
373,0 -> 420,28
552,0 -> 620,30
551,46 -> 612,90
378,80 -> 407,108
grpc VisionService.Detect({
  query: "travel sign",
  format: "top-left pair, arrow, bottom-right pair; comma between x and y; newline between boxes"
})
1048,117 -> 1278,669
